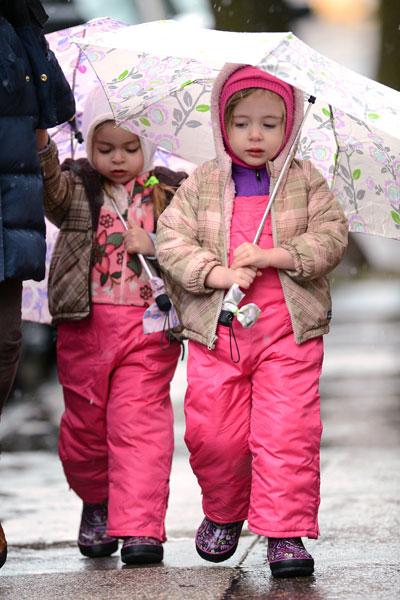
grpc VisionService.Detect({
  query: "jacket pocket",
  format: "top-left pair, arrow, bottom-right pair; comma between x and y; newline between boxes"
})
48,233 -> 91,315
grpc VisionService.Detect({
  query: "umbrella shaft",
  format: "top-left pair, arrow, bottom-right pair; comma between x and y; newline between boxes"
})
137,254 -> 154,280
253,98 -> 315,246
109,197 -> 154,280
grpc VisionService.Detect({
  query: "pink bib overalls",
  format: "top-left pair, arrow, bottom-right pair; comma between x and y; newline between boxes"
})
185,193 -> 324,539
56,185 -> 180,542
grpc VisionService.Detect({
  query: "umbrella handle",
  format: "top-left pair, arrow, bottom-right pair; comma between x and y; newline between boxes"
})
155,293 -> 172,312
147,274 -> 172,312
218,96 -> 316,329
219,306 -> 236,327
219,282 -> 245,327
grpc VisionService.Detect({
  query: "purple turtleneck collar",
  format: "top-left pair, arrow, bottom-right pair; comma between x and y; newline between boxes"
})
232,164 -> 270,197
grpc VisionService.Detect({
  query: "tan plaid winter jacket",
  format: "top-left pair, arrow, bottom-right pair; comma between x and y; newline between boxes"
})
156,64 -> 348,348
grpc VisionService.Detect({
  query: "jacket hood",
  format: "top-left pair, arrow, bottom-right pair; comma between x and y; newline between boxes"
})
210,63 -> 305,176
81,85 -> 157,173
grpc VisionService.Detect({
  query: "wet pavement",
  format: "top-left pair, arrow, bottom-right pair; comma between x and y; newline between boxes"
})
0,277 -> 400,598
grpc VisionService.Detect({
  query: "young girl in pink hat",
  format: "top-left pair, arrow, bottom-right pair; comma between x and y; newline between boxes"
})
156,65 -> 348,578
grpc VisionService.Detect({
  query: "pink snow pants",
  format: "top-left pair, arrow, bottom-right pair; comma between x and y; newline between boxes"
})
56,304 -> 180,541
185,196 -> 324,539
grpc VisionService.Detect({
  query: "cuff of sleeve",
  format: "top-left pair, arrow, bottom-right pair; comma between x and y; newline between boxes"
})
189,257 -> 221,295
280,242 -> 304,279
38,138 -> 58,162
38,141 -> 52,157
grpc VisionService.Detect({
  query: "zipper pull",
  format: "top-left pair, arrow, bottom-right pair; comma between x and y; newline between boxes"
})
256,169 -> 261,181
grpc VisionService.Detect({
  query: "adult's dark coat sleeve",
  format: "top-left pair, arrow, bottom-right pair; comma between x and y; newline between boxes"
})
1,0 -> 76,127
0,2 -> 75,282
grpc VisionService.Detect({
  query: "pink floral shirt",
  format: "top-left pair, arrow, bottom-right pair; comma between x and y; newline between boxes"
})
91,175 -> 156,307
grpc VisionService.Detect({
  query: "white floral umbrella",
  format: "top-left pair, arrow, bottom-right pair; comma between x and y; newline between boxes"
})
76,20 -> 400,242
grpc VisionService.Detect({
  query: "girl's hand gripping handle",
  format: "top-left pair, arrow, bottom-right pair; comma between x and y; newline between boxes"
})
219,283 -> 246,326
219,283 -> 261,328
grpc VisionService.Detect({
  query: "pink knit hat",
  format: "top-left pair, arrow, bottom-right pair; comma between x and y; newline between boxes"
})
219,65 -> 295,166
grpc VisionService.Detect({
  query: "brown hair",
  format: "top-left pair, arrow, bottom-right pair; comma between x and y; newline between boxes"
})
151,181 -> 177,221
103,175 -> 181,227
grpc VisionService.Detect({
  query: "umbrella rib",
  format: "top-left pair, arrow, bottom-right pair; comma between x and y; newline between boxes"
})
329,104 -> 341,193
69,27 -> 88,158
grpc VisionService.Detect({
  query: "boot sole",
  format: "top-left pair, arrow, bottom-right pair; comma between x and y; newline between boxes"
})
196,542 -> 239,563
78,540 -> 119,558
270,558 -> 314,578
0,547 -> 7,569
121,545 -> 163,565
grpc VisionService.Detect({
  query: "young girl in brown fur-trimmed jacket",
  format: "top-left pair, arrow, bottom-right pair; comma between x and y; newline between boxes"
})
36,85 -> 186,566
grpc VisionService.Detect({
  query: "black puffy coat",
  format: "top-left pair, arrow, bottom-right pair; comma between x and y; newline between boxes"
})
0,1 -> 75,283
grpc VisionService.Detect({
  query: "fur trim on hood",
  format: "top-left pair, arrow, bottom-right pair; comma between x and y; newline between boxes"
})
81,85 -> 157,173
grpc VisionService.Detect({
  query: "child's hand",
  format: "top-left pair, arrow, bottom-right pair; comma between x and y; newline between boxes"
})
232,243 -> 296,271
123,218 -> 155,256
36,129 -> 49,151
231,243 -> 269,270
205,265 -> 259,290
229,266 -> 260,290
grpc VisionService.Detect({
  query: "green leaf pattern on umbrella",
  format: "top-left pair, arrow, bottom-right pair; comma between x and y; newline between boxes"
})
46,17 -> 129,162
22,20 -> 400,324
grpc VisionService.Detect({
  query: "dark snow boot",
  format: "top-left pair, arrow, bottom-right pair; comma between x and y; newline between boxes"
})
195,517 -> 244,563
77,502 -> 118,558
268,537 -> 314,578
121,536 -> 163,565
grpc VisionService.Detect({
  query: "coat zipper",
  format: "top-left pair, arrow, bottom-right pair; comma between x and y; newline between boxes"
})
207,172 -> 230,350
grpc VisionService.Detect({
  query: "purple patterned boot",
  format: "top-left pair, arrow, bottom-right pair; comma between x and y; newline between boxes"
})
121,536 -> 163,565
195,517 -> 244,563
267,537 -> 314,578
77,502 -> 118,558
